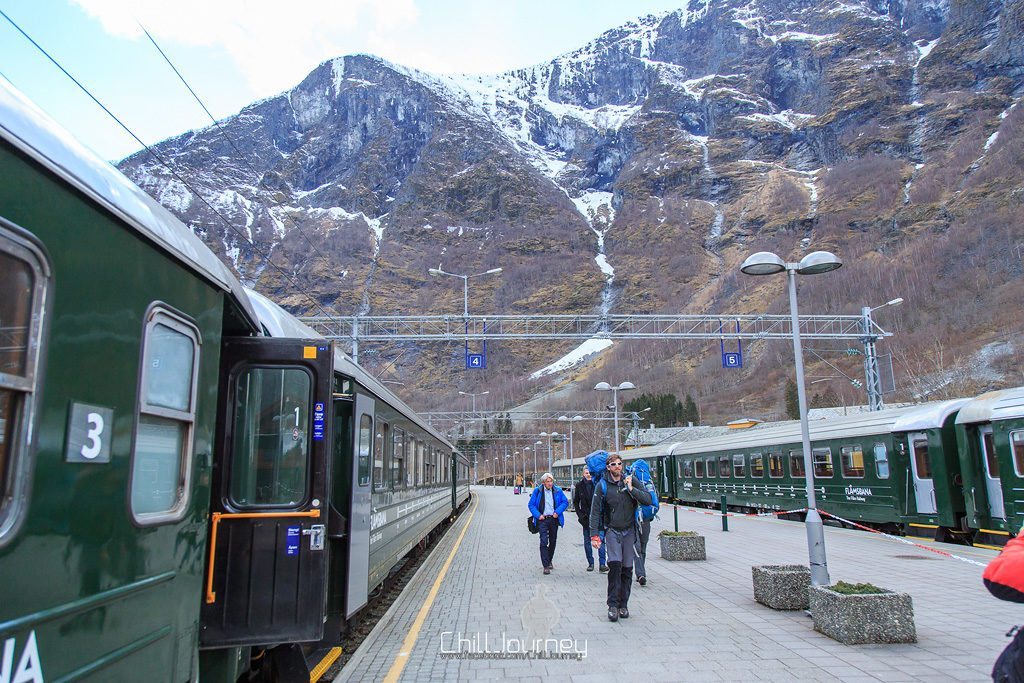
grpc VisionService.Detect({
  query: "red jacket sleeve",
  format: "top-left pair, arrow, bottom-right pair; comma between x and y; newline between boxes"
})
984,534 -> 1024,603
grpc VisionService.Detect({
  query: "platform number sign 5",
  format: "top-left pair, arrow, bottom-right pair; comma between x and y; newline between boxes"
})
65,403 -> 114,463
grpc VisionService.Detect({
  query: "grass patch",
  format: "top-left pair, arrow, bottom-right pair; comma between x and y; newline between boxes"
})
829,581 -> 886,595
659,530 -> 700,537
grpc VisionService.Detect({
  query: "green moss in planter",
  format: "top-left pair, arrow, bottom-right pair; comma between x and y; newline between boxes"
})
829,581 -> 886,595
659,530 -> 699,537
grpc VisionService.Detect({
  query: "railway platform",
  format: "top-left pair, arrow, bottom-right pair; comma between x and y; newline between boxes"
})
335,486 -> 1018,682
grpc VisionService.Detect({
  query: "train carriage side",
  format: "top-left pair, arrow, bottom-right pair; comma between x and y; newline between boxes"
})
665,403 -> 966,532
0,81 -> 261,682
453,451 -> 471,509
955,387 -> 1024,544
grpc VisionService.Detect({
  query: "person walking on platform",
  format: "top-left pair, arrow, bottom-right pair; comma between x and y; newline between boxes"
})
634,517 -> 651,586
590,454 -> 652,621
529,473 -> 568,575
572,467 -> 606,572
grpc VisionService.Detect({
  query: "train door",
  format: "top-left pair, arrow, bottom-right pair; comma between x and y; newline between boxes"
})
657,457 -> 670,499
907,432 -> 937,514
979,426 -> 1006,518
201,338 -> 331,646
346,392 -> 374,617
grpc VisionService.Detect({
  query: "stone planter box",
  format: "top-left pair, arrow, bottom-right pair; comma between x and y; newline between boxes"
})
659,532 -> 706,561
752,565 -> 810,610
809,585 -> 917,644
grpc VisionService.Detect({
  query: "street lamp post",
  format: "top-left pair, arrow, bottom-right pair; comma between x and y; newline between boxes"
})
539,431 -> 560,471
428,265 -> 503,318
523,446 -> 532,484
594,381 -> 636,452
740,250 -> 843,587
458,390 -> 489,425
862,298 -> 903,411
503,446 -> 509,488
558,415 -> 583,483
533,440 -> 542,476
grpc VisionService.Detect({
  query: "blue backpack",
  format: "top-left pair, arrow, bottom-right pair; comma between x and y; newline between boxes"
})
584,450 -> 610,484
626,459 -> 659,522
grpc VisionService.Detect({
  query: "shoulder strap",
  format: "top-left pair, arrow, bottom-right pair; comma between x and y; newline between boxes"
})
600,478 -> 607,495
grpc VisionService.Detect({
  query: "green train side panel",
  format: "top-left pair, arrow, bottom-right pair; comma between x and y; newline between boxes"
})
0,144 -> 234,680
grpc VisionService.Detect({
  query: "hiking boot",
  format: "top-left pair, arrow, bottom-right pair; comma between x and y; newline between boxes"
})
618,607 -> 630,619
587,564 -> 594,572
599,565 -> 609,573
638,575 -> 647,586
543,567 -> 551,575
607,608 -> 618,622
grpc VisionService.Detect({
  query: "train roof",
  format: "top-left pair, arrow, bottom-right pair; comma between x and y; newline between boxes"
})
246,289 -> 456,451
955,386 -> 1024,424
577,399 -> 969,461
0,78 -> 260,331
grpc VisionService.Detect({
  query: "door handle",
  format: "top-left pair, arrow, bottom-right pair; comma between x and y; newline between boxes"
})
303,524 -> 326,550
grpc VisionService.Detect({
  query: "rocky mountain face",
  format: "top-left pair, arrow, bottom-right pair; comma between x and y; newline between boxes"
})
120,0 -> 1024,419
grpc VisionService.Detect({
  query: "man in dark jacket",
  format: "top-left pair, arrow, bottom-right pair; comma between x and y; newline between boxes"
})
590,454 -> 652,621
572,467 -> 606,572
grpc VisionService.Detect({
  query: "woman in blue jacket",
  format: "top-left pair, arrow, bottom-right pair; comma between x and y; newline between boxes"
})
528,473 -> 569,575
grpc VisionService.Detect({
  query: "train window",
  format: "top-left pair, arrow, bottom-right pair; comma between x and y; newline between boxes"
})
694,459 -> 704,478
227,365 -> 310,509
873,443 -> 890,479
131,308 -> 202,521
415,440 -> 424,487
789,451 -> 805,478
750,453 -> 764,477
373,423 -> 389,491
682,459 -> 694,478
718,455 -> 731,477
357,415 -> 372,487
733,454 -> 746,477
812,448 -> 833,477
0,226 -> 49,543
392,429 -> 405,490
841,445 -> 865,478
983,432 -> 998,480
768,452 -> 784,478
706,458 -> 717,477
913,438 -> 932,479
1012,432 -> 1024,477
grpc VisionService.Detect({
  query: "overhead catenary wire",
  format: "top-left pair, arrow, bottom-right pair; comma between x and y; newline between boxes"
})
135,21 -> 347,300
0,7 -> 343,325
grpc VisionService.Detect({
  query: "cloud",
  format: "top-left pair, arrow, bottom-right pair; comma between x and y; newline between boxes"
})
72,0 -> 420,93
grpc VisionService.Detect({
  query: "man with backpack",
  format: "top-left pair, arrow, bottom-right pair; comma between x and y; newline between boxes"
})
572,467 -> 607,572
589,454 -> 653,622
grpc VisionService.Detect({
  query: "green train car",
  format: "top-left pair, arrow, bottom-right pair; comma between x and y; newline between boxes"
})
559,400 -> 984,542
955,387 -> 1024,547
0,79 -> 468,682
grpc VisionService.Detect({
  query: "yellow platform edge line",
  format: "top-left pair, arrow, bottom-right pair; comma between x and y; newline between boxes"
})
974,543 -> 1007,551
310,646 -> 343,682
382,495 -> 478,683
979,528 -> 1011,535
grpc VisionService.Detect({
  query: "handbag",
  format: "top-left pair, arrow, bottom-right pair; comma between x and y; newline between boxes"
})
527,515 -> 539,534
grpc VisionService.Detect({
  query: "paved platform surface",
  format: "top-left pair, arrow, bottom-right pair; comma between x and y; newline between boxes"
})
336,486 -> 1018,682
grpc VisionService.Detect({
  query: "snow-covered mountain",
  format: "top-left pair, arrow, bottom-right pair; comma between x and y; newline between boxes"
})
120,0 -> 1024,413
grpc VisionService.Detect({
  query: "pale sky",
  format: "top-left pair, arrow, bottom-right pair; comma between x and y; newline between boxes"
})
0,0 -> 686,160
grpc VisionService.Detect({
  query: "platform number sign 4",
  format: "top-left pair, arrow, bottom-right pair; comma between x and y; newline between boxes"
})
65,402 -> 114,463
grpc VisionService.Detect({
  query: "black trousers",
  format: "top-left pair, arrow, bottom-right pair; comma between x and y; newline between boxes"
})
539,517 -> 559,568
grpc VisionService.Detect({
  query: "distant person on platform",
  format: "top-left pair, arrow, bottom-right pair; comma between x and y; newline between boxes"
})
572,467 -> 606,572
590,454 -> 652,621
528,473 -> 568,575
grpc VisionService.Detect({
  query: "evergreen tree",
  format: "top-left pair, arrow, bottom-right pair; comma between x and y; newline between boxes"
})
683,394 -> 699,425
785,379 -> 800,420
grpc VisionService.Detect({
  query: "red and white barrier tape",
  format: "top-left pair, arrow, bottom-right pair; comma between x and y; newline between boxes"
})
669,503 -> 808,519
817,509 -> 988,568
668,503 -> 990,568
